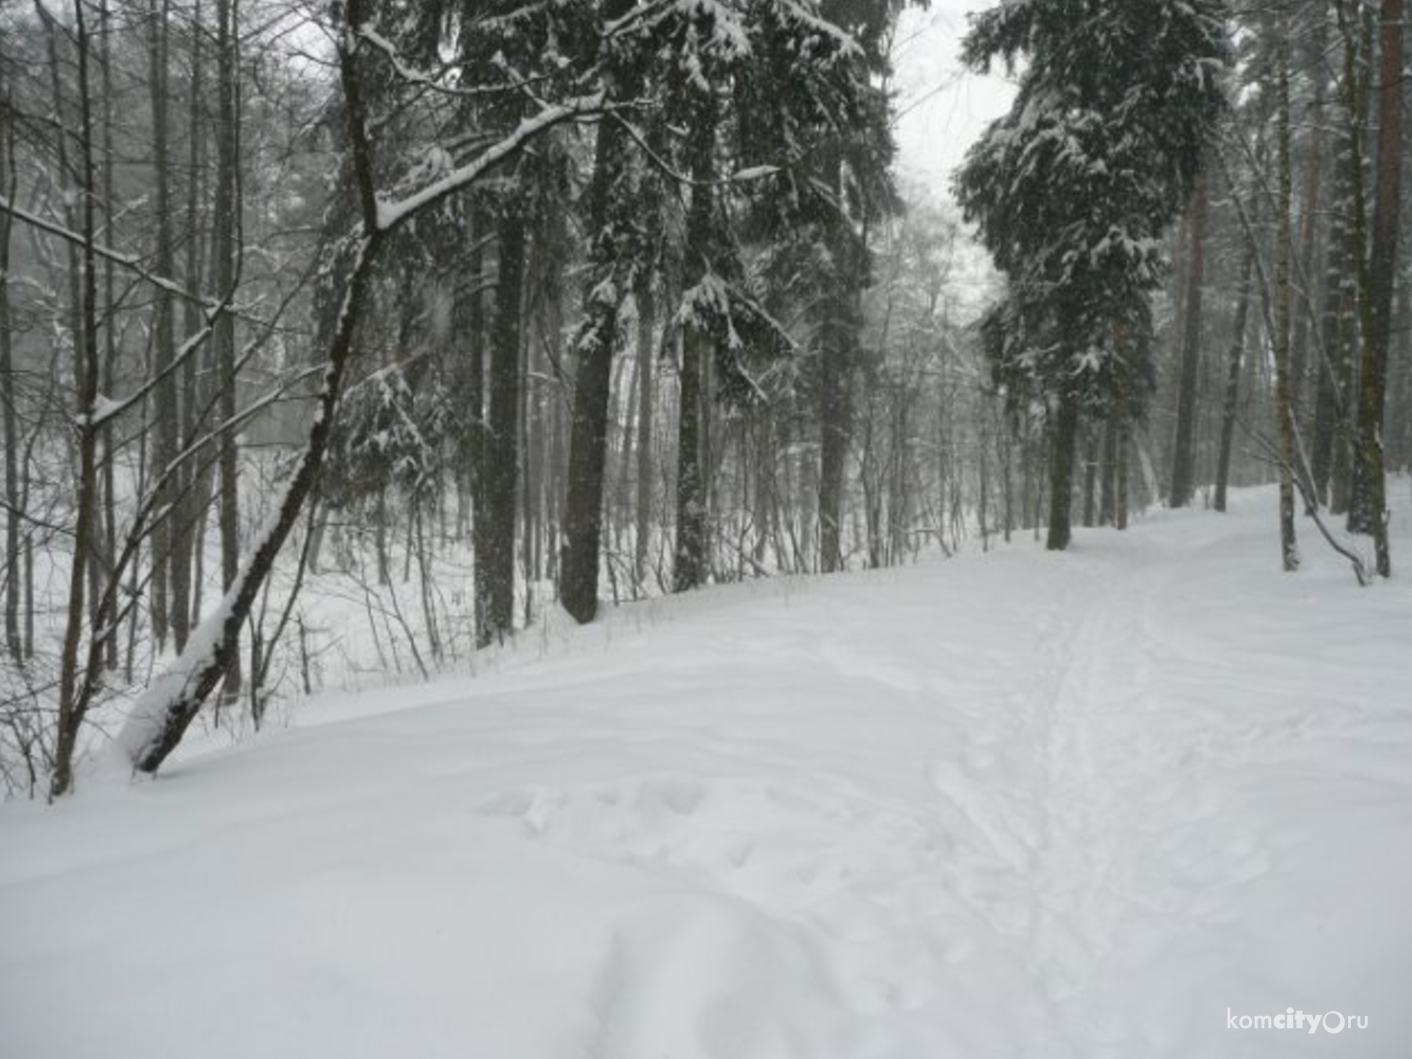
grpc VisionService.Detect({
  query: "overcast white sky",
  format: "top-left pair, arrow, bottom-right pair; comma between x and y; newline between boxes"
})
891,2 -> 1016,205
886,2 -> 1017,317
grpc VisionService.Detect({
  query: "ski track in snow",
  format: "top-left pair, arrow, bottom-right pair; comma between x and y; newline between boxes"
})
3,486 -> 1412,1058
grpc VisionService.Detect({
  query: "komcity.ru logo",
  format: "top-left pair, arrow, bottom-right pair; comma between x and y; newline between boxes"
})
1227,1008 -> 1368,1034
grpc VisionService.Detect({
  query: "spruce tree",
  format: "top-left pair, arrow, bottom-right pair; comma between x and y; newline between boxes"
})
956,0 -> 1229,550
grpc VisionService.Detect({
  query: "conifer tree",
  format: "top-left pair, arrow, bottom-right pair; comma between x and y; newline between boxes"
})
956,0 -> 1229,550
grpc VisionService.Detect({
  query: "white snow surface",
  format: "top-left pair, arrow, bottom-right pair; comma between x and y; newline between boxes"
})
4,487 -> 1412,1058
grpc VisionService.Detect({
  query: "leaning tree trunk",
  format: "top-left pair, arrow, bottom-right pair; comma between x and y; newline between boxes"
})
114,0 -> 409,773
116,236 -> 376,774
115,0 -> 582,773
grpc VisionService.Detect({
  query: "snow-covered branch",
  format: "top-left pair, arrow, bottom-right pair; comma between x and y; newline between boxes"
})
356,25 -> 551,98
374,93 -> 606,232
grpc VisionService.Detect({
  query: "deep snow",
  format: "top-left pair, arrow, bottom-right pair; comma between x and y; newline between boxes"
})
3,486 -> 1411,1058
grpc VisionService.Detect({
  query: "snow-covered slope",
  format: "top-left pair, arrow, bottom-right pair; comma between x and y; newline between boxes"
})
4,487 -> 1411,1058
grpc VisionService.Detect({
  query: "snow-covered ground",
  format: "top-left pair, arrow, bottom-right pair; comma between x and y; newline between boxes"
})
3,486 -> 1411,1058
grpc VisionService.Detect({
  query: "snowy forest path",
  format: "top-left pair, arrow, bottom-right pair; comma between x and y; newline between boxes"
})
4,489 -> 1412,1059
901,518 -> 1285,1056
971,527 -> 1264,1054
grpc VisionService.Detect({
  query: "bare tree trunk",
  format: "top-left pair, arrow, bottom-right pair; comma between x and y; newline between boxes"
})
1046,381 -> 1079,551
522,256 -> 547,592
560,0 -> 638,623
1346,0 -> 1400,576
484,206 -> 525,640
0,81 -> 19,662
1113,333 -> 1132,531
673,96 -> 716,594
1115,423 -> 1130,530
52,0 -> 102,797
1099,406 -> 1117,526
1330,0 -> 1375,515
466,204 -> 490,641
1312,97 -> 1357,504
615,345 -> 638,568
1273,10 -> 1301,571
98,0 -> 119,670
214,0 -> 244,688
817,296 -> 856,572
146,0 -> 178,648
542,256 -> 565,584
633,272 -> 654,591
1020,409 -> 1035,533
1215,239 -> 1254,512
1081,423 -> 1098,527
169,0 -> 205,657
1169,168 -> 1207,508
1390,281 -> 1412,473
1289,9 -> 1326,432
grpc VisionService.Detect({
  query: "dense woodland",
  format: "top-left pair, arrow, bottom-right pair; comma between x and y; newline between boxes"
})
0,0 -> 1407,798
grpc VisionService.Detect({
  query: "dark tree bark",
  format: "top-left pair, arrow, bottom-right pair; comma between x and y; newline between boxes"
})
1046,382 -> 1079,551
1346,0 -> 1400,576
1312,90 -> 1359,505
1169,169 -> 1207,508
0,80 -> 19,662
817,148 -> 862,575
1099,407 -> 1118,527
1115,404 -> 1130,531
484,206 -> 526,640
1214,240 -> 1254,512
214,0 -> 243,688
146,0 -> 179,648
1273,10 -> 1300,571
98,0 -> 118,670
633,270 -> 655,591
169,0 -> 205,657
672,97 -> 717,594
1330,0 -> 1375,516
1081,424 -> 1098,527
1289,8 -> 1327,433
52,0 -> 102,797
559,0 -> 640,623
465,203 -> 490,641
